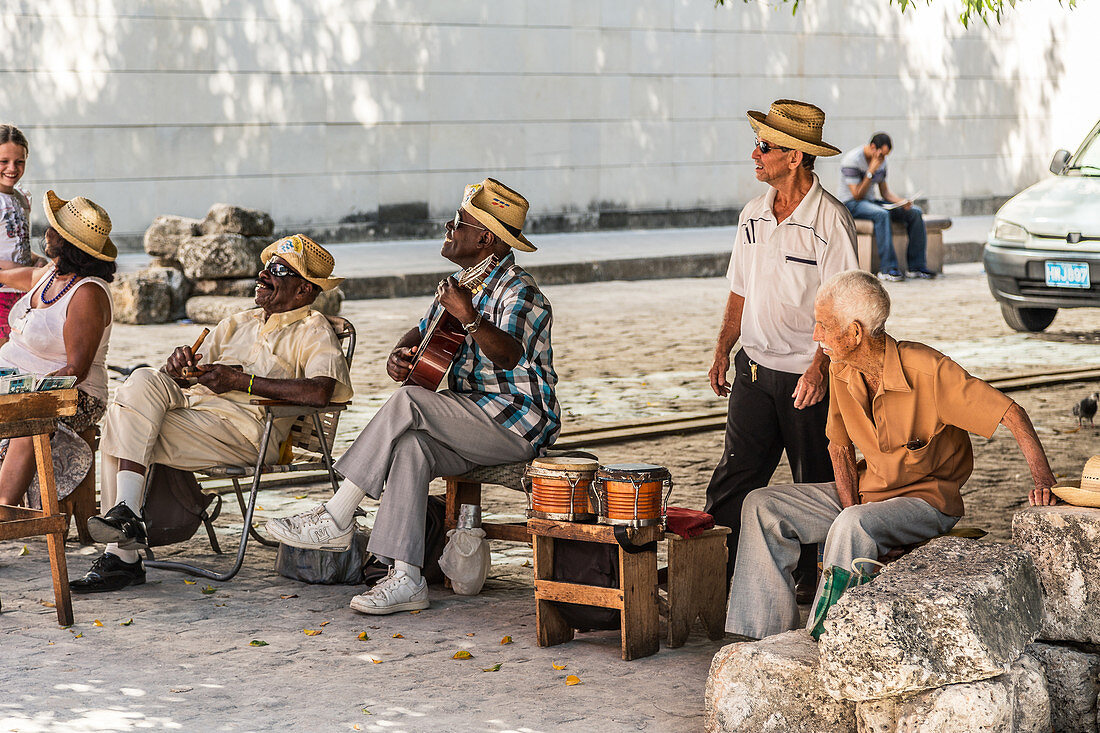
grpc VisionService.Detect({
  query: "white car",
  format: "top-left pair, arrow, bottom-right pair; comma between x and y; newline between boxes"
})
984,119 -> 1100,332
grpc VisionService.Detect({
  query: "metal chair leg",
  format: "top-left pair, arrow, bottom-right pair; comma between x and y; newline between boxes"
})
145,416 -> 275,581
231,476 -> 278,548
312,411 -> 341,495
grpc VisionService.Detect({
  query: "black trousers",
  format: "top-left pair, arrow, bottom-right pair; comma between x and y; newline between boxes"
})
704,349 -> 834,581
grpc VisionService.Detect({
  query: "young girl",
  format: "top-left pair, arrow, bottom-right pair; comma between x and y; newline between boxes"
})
0,124 -> 32,344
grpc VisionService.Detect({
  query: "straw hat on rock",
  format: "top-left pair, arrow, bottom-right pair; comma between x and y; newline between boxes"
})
461,178 -> 536,252
43,190 -> 116,261
747,99 -> 841,157
260,234 -> 344,292
1051,456 -> 1100,508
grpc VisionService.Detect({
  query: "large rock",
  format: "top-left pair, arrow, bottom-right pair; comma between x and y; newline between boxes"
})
176,233 -> 268,280
201,203 -> 274,238
191,278 -> 259,298
1013,506 -> 1100,644
855,653 -> 1050,733
185,290 -> 342,325
111,271 -> 172,325
705,631 -> 856,733
819,537 -> 1043,701
1027,642 -> 1100,733
142,266 -> 191,321
143,215 -> 201,258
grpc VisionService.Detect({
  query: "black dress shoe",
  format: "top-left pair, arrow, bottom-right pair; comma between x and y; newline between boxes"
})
70,553 -> 146,594
87,503 -> 148,549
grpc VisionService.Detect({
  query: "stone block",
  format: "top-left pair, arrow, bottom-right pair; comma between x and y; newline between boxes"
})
191,278 -> 259,298
111,271 -> 172,325
143,215 -> 201,258
1027,642 -> 1100,733
819,537 -> 1042,701
185,290 -> 341,325
1013,506 -> 1100,644
141,266 -> 191,321
855,653 -> 1050,733
201,203 -> 274,238
704,630 -> 856,733
176,233 -> 268,280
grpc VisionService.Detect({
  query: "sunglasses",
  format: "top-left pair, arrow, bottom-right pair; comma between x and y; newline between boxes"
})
755,139 -> 793,155
263,259 -> 304,279
452,210 -> 488,231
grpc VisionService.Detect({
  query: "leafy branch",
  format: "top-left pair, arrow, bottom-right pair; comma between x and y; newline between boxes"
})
714,0 -> 1077,27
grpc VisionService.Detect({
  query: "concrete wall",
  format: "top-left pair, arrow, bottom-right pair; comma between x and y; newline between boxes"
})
2,0 -> 1098,247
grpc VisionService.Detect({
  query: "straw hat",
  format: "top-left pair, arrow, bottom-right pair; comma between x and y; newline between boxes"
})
43,190 -> 116,261
259,234 -> 344,292
747,99 -> 842,157
1050,456 -> 1100,507
461,178 -> 536,252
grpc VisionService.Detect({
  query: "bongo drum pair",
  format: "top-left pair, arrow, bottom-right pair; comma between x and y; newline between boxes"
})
524,457 -> 672,528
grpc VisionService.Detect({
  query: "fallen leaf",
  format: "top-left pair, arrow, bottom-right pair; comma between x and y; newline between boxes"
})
500,636 -> 513,645
249,640 -> 268,647
353,726 -> 361,731
362,708 -> 372,715
465,633 -> 475,637
19,545 -> 29,556
214,603 -> 227,607
201,585 -> 216,595
294,495 -> 307,500
357,632 -> 370,641
565,675 -> 580,686
552,663 -> 567,670
280,594 -> 298,599
482,663 -> 502,672
392,633 -> 404,639
256,506 -> 264,511
47,641 -> 55,646
93,620 -> 103,627
452,650 -> 473,660
319,621 -> 331,627
73,633 -> 83,639
120,618 -> 134,626
183,580 -> 196,585
522,560 -> 531,567
409,610 -> 421,614
303,629 -> 322,636
39,600 -> 55,608
170,687 -> 192,693
371,658 -> 382,664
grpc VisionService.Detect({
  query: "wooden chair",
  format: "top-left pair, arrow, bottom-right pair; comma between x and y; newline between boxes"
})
145,314 -> 356,581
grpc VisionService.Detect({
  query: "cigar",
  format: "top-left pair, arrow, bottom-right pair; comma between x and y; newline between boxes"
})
181,328 -> 211,378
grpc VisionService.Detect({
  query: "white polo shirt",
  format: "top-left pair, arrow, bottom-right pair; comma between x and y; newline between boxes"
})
727,173 -> 858,374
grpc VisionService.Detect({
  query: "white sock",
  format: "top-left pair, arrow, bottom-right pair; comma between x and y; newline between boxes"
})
324,478 -> 366,530
394,560 -> 422,583
114,470 -> 147,516
105,544 -> 140,564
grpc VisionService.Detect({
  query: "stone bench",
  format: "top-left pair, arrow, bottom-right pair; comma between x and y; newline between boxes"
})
854,215 -> 952,274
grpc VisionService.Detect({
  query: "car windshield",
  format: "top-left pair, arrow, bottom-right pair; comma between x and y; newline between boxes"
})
1068,122 -> 1100,175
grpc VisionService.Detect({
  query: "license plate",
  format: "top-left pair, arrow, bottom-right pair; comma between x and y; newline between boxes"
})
1045,261 -> 1091,289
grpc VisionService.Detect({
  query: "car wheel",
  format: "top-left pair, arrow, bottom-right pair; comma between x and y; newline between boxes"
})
1000,304 -> 1057,332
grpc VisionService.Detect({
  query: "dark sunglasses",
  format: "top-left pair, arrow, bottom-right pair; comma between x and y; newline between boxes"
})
263,259 -> 304,279
452,209 -> 488,231
756,139 -> 793,155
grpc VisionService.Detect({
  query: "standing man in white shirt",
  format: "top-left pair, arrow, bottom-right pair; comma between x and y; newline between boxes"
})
706,100 -> 859,592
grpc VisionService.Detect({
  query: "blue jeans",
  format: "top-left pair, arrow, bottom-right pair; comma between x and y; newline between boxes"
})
845,199 -> 927,274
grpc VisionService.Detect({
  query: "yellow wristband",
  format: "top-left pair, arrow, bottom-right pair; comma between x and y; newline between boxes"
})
247,374 -> 255,394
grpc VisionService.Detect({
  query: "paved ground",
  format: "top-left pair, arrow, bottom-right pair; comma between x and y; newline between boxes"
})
4,252 -> 1099,733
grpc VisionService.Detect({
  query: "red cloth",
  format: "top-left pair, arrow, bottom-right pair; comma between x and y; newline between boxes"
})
665,507 -> 715,539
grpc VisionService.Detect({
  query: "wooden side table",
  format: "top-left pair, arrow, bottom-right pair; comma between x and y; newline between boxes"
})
0,389 -> 78,625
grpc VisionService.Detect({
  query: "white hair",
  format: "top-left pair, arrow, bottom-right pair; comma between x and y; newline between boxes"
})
816,270 -> 891,337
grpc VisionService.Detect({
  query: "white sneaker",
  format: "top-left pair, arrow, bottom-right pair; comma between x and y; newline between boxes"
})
349,568 -> 430,615
265,505 -> 352,551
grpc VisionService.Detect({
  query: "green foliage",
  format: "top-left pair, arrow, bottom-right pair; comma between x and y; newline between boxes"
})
714,0 -> 1077,27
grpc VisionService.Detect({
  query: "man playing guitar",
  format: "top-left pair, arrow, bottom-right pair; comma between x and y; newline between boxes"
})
268,178 -> 560,615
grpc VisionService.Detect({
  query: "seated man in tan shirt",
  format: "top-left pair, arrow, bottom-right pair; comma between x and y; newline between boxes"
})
725,269 -> 1057,640
70,235 -> 354,593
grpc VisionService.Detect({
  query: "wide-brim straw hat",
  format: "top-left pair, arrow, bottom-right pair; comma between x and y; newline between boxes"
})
43,190 -> 116,261
1050,455 -> 1100,507
747,99 -> 842,157
461,178 -> 536,252
260,234 -> 344,292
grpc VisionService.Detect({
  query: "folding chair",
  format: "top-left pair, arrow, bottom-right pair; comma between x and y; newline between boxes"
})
145,314 -> 356,581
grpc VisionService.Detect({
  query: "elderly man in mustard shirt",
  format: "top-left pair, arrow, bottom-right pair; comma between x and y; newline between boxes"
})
725,269 -> 1057,640
70,234 -> 354,593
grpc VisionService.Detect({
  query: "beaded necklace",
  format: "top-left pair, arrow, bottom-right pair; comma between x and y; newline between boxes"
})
39,269 -> 80,306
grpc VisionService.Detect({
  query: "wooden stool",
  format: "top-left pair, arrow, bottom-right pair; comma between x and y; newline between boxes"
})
662,526 -> 730,648
58,427 -> 99,544
529,517 -> 660,661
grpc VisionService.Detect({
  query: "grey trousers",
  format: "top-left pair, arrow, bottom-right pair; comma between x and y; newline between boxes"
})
334,386 -> 534,567
725,481 -> 958,639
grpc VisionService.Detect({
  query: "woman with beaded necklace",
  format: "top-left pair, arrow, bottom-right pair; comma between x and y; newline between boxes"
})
0,191 -> 115,507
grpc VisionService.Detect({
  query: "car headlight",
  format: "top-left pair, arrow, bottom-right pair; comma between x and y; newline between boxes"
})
992,219 -> 1028,243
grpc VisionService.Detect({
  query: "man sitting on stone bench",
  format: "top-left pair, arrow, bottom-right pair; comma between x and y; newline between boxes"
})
725,270 -> 1057,640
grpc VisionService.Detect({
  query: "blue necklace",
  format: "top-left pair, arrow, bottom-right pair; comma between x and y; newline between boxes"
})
40,269 -> 79,305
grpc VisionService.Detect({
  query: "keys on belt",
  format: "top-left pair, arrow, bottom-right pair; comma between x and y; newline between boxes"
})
749,360 -> 758,382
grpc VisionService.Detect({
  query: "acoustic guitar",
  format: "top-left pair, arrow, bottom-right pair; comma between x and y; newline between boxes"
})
404,255 -> 498,390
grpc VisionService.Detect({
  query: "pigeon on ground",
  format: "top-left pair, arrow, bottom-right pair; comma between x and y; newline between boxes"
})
1073,391 -> 1099,428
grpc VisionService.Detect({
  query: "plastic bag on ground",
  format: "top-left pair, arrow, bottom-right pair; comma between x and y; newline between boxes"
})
438,527 -> 490,595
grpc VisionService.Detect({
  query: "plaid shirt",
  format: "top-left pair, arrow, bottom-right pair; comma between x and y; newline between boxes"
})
419,252 -> 560,451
